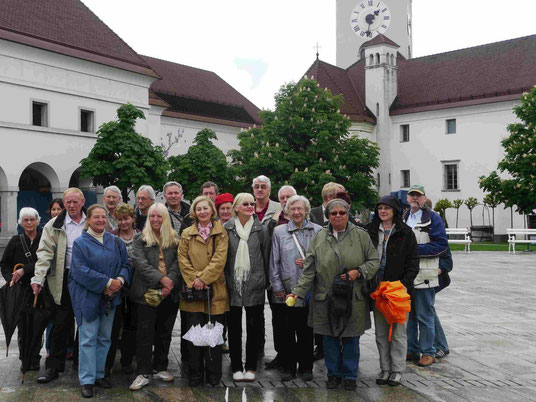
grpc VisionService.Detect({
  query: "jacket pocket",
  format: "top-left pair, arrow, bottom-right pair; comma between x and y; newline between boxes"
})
314,292 -> 327,302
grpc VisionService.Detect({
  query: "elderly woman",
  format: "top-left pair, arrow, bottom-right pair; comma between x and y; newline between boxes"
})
69,204 -> 131,398
270,195 -> 321,382
129,203 -> 181,391
287,199 -> 379,391
224,193 -> 266,382
0,208 -> 43,371
178,196 -> 229,387
366,195 -> 419,387
215,193 -> 234,224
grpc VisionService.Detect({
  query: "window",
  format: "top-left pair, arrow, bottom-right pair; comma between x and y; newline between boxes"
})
360,48 -> 366,59
401,170 -> 410,188
400,124 -> 410,142
376,103 -> 380,117
80,109 -> 95,133
442,161 -> 459,190
32,101 -> 48,127
446,119 -> 456,134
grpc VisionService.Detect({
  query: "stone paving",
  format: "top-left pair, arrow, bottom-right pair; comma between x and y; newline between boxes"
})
0,251 -> 535,401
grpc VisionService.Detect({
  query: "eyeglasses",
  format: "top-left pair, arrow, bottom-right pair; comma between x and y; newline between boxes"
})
330,211 -> 347,216
242,202 -> 255,207
253,185 -> 268,190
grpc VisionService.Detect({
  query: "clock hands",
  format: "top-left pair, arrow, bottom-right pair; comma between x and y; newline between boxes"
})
364,9 -> 382,37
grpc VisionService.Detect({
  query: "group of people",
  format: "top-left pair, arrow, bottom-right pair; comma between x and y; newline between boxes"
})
0,175 -> 451,397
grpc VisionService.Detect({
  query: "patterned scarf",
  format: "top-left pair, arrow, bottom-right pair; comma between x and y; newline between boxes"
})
197,221 -> 213,243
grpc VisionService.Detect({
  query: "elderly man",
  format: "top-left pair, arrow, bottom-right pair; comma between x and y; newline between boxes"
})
103,185 -> 122,232
31,188 -> 86,383
252,175 -> 281,223
163,181 -> 192,235
200,181 -> 219,204
403,185 -> 448,367
135,185 -> 155,231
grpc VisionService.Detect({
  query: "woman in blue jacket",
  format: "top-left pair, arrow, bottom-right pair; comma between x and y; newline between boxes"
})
69,204 -> 131,398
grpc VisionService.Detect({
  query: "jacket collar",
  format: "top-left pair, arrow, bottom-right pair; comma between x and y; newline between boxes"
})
187,220 -> 224,236
52,207 -> 88,229
226,216 -> 262,232
287,219 -> 313,232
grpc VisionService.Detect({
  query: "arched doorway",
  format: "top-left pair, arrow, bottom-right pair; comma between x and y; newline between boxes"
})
69,167 -> 97,207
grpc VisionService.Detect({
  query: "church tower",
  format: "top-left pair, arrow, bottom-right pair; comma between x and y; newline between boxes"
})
336,0 -> 412,68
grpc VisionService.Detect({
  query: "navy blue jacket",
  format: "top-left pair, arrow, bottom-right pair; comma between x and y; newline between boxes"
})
69,231 -> 132,323
403,207 -> 448,258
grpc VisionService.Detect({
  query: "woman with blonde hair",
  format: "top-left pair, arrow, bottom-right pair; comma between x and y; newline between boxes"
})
178,196 -> 229,386
224,193 -> 267,382
129,203 -> 181,391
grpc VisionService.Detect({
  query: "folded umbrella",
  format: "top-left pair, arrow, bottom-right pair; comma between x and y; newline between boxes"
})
370,280 -> 411,342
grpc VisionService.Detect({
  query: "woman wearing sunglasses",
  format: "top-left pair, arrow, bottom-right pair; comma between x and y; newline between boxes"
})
287,198 -> 379,391
223,193 -> 267,382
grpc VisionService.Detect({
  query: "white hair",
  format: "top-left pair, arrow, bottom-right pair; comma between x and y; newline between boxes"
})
18,207 -> 41,225
137,185 -> 155,200
104,185 -> 122,201
278,185 -> 297,199
284,195 -> 311,218
252,175 -> 271,188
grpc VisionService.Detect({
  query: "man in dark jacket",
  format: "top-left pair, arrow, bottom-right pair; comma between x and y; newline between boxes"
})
163,181 -> 192,235
135,185 -> 155,231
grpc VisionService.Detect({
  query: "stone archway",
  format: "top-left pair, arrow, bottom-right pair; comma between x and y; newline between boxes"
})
69,167 -> 97,206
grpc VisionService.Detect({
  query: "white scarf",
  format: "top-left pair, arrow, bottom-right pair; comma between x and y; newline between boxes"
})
234,216 -> 254,296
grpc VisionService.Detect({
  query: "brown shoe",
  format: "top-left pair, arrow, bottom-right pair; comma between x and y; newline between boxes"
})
406,353 -> 420,362
418,355 -> 436,366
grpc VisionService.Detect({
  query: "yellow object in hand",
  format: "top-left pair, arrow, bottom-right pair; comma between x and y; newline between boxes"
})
286,296 -> 296,307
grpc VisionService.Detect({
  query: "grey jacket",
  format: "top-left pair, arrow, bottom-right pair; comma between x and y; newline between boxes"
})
224,217 -> 267,307
260,199 -> 282,224
129,232 -> 181,305
269,220 -> 322,304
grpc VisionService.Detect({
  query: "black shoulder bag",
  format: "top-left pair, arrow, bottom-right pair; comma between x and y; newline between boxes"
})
327,269 -> 354,339
178,237 -> 215,302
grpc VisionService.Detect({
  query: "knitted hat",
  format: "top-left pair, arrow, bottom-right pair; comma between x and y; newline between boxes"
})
215,193 -> 234,210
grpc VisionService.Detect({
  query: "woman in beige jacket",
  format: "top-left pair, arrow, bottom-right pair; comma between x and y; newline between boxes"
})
178,196 -> 229,387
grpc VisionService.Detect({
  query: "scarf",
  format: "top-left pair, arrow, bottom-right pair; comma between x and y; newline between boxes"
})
87,227 -> 104,244
197,221 -> 213,243
233,216 -> 254,296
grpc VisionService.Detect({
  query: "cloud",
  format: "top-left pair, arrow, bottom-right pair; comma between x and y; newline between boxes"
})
233,58 -> 268,89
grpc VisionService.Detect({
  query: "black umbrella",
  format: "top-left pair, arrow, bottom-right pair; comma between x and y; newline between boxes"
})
20,292 -> 53,383
0,264 -> 32,357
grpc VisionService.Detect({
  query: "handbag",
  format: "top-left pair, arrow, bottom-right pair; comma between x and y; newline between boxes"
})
178,235 -> 215,302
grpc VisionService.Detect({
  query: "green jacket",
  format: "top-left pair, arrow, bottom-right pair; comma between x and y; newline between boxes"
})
292,223 -> 379,337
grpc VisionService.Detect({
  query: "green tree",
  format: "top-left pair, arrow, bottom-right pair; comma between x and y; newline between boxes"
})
168,128 -> 234,200
434,198 -> 452,228
464,197 -> 479,227
479,88 -> 536,216
80,103 -> 169,201
483,193 -> 500,230
452,199 -> 464,227
228,78 -> 380,211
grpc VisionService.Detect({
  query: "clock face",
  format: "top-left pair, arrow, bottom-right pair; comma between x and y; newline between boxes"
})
350,1 -> 391,39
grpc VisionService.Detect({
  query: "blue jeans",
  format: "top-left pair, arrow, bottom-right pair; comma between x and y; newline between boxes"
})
323,335 -> 360,380
407,288 -> 435,356
432,306 -> 449,352
78,307 -> 116,385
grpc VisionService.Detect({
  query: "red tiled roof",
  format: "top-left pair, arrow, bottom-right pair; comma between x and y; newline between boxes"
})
361,34 -> 399,49
0,0 -> 157,77
143,56 -> 261,124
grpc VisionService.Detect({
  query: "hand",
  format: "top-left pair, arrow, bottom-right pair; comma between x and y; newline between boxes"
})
295,258 -> 304,268
31,283 -> 42,296
160,276 -> 174,290
109,279 -> 122,293
438,268 -> 442,275
341,270 -> 359,281
274,291 -> 285,300
161,287 -> 171,298
10,268 -> 24,286
103,288 -> 114,296
192,278 -> 206,291
286,293 -> 297,300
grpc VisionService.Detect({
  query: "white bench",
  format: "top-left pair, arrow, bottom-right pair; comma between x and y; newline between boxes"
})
506,228 -> 536,254
446,228 -> 472,253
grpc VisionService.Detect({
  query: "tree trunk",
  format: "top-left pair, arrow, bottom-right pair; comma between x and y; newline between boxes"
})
456,208 -> 459,227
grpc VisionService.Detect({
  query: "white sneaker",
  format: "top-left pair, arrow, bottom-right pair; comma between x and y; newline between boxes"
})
233,371 -> 244,381
153,371 -> 174,382
129,374 -> 150,390
243,371 -> 256,382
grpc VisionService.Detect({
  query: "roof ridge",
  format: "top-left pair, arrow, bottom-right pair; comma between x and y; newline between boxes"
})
142,54 -> 218,76
345,59 -> 367,113
317,60 -> 361,113
154,89 -> 249,110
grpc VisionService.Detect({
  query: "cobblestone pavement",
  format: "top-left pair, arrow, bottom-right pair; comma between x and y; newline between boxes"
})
0,251 -> 535,401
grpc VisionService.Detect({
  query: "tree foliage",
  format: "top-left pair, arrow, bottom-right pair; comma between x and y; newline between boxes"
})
452,199 -> 464,227
434,198 -> 452,228
479,88 -> 536,215
228,78 -> 380,210
168,129 -> 235,200
464,197 -> 479,227
80,103 -> 169,201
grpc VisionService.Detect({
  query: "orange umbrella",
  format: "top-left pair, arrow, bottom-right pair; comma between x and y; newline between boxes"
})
370,280 -> 411,342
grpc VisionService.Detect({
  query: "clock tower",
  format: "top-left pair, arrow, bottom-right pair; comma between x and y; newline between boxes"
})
336,0 -> 412,68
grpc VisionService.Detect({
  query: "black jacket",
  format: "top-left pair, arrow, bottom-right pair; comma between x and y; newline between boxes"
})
309,205 -> 324,226
366,219 -> 419,289
0,231 -> 42,286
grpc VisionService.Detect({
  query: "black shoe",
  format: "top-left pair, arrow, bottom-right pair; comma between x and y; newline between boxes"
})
264,355 -> 282,370
95,378 -> 112,389
301,371 -> 313,382
207,377 -> 221,386
313,347 -> 324,361
326,376 -> 341,389
37,368 -> 58,384
281,371 -> 297,382
81,384 -> 94,398
344,379 -> 357,391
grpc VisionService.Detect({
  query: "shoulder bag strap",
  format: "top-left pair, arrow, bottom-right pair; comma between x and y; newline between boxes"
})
19,234 -> 34,263
291,232 -> 306,259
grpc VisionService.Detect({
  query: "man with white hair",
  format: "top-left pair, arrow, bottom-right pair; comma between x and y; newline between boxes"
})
103,185 -> 122,232
252,175 -> 281,223
135,185 -> 155,231
163,181 -> 192,235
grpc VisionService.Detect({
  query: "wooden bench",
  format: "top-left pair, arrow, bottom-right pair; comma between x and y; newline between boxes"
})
506,228 -> 536,254
446,228 -> 472,253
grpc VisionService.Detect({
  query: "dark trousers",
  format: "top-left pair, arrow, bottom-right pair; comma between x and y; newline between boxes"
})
282,305 -> 313,373
46,274 -> 74,371
105,300 -> 124,374
119,298 -> 137,368
180,310 -> 188,362
269,300 -> 286,355
135,296 -> 179,375
184,312 -> 224,383
315,334 -> 324,352
228,304 -> 263,372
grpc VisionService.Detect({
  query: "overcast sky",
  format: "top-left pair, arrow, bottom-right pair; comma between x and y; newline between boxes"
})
82,0 -> 536,110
